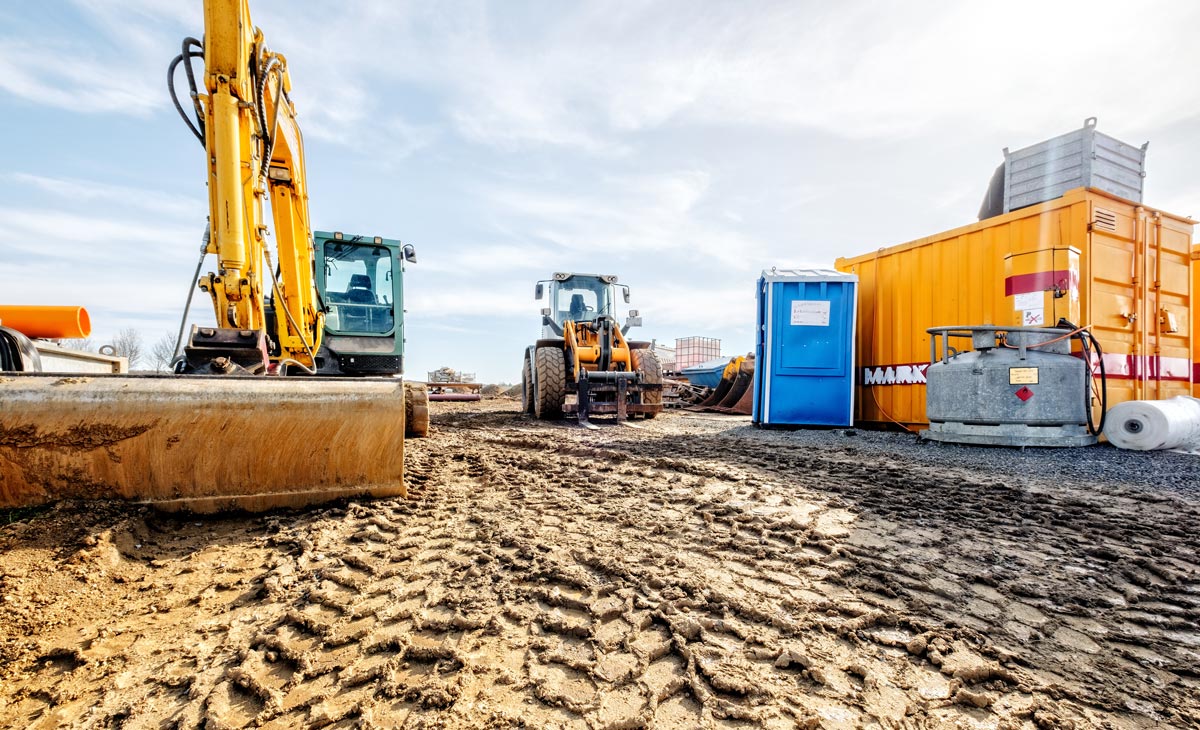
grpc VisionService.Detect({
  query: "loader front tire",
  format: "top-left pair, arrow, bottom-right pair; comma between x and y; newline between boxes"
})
521,353 -> 535,414
534,347 -> 566,420
632,348 -> 663,419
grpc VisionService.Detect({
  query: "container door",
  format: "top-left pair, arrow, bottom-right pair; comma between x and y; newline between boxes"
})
1087,202 -> 1193,403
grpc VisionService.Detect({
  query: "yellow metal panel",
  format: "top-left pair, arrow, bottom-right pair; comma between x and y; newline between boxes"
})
834,188 -> 1195,427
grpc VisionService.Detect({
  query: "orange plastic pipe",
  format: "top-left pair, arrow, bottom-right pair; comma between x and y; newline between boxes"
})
0,305 -> 92,339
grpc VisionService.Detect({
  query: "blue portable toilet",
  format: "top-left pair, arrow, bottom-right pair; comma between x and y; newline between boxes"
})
753,268 -> 858,427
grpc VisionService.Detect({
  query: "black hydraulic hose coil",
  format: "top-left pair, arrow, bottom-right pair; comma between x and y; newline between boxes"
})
168,37 -> 206,145
1056,318 -> 1108,437
1083,331 -> 1108,436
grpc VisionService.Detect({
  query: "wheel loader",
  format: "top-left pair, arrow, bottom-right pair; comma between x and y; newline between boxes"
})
0,0 -> 426,514
521,273 -> 663,425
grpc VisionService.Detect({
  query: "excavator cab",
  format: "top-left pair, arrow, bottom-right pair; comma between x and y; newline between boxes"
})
307,231 -> 415,376
182,231 -> 415,378
523,273 -> 660,426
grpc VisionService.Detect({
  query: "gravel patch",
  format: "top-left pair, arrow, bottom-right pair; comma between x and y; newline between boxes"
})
669,412 -> 1200,500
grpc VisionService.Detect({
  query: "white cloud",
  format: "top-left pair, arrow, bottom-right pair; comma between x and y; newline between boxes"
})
5,1 -> 1200,151
416,242 -> 560,276
0,257 -> 206,339
0,0 -> 198,116
254,0 -> 1200,150
407,284 -> 530,319
9,173 -> 202,219
639,281 -> 757,332
0,40 -> 161,115
68,0 -> 200,44
0,206 -> 200,262
546,1 -> 1200,140
481,169 -> 765,270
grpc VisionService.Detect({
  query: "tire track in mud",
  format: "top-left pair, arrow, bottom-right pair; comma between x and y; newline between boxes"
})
0,402 -> 1197,728
607,425 -> 1200,726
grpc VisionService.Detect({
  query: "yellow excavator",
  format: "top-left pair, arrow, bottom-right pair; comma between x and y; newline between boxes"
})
521,273 -> 663,425
0,0 -> 426,513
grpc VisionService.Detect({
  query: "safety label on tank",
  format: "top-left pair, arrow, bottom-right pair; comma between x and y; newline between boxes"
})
1022,308 -> 1045,326
790,300 -> 830,326
1009,367 -> 1039,385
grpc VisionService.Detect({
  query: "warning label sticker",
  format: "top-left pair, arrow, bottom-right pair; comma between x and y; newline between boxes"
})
1013,291 -> 1042,310
1009,367 -> 1039,385
1023,308 -> 1045,326
790,300 -> 831,326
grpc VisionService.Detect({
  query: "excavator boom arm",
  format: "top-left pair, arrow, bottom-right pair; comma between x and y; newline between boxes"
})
199,0 -> 322,367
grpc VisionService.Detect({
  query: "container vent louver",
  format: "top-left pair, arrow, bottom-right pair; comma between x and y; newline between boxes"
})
1093,208 -> 1118,232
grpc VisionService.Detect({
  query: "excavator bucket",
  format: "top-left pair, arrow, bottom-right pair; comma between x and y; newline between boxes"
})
687,356 -> 755,415
0,374 -> 408,513
713,358 -> 755,415
687,357 -> 742,411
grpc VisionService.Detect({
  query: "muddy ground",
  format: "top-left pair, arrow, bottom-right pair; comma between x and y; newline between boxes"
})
1,399 -> 1197,729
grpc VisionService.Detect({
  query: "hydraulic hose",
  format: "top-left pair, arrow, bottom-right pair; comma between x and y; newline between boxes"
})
171,225 -> 211,370
168,51 -> 206,145
255,55 -> 283,167
166,37 -> 207,145
1055,319 -> 1108,436
1081,330 -> 1108,436
261,67 -> 285,181
264,249 -> 320,375
181,37 -> 206,128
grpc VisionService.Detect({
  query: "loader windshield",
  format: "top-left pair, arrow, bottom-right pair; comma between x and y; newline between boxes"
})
322,242 -> 395,334
553,276 -> 615,325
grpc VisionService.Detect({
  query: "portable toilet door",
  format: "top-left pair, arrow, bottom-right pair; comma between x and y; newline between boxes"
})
754,269 -> 858,427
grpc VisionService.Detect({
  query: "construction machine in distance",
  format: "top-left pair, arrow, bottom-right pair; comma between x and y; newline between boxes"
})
0,0 -> 427,514
521,273 -> 663,426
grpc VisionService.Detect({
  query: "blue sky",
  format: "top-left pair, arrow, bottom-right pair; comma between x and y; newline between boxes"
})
2,1 -> 1198,382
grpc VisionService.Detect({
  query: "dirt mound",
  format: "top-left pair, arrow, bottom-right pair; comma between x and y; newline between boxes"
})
1,400 -> 1197,728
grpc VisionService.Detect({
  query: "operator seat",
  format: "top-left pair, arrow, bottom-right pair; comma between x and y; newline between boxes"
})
345,274 -> 376,304
568,294 -> 587,321
342,274 -> 376,332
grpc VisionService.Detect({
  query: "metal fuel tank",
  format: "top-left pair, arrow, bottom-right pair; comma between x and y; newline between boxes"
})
924,326 -> 1098,447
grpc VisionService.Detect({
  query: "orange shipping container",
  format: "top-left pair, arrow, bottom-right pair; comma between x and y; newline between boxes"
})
835,187 -> 1194,428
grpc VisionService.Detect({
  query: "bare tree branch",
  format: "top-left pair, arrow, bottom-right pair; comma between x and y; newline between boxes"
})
109,328 -> 144,369
149,333 -> 178,373
57,338 -> 95,352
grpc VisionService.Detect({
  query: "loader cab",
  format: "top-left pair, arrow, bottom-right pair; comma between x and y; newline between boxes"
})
535,273 -> 632,339
310,231 -> 415,376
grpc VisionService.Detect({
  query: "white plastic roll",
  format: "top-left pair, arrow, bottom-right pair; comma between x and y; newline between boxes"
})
1105,396 -> 1200,453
